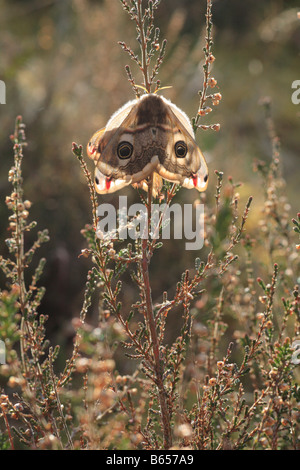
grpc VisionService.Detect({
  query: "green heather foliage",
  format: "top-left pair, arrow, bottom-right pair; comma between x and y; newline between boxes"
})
0,0 -> 299,450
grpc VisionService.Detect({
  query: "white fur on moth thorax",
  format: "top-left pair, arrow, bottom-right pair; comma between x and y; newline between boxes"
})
87,93 -> 209,194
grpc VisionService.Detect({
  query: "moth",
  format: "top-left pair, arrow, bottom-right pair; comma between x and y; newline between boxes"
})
87,93 -> 208,194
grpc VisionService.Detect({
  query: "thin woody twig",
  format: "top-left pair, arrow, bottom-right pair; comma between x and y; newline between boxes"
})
140,175 -> 172,449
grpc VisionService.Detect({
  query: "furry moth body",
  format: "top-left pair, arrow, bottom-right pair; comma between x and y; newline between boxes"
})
87,93 -> 209,194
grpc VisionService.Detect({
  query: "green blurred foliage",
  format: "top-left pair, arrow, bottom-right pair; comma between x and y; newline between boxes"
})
0,0 -> 299,347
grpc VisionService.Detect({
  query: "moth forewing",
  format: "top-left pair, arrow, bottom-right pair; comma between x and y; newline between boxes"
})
181,147 -> 209,192
87,127 -> 106,161
160,96 -> 195,138
155,98 -> 209,191
94,167 -> 131,194
105,99 -> 138,131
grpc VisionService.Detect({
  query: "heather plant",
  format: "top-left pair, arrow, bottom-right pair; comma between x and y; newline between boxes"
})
0,0 -> 299,451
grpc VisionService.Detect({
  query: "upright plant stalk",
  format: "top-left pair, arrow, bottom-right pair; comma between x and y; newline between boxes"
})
137,0 -> 151,92
12,125 -> 28,375
141,175 -> 172,449
82,0 -> 218,449
118,0 -> 173,447
192,0 -> 221,134
11,119 -> 44,384
134,0 -> 173,448
118,0 -> 219,448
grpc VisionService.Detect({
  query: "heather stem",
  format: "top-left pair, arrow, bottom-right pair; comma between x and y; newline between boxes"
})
141,175 -> 172,449
137,0 -> 151,92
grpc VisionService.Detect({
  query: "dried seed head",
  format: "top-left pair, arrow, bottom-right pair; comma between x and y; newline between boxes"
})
94,359 -> 115,373
75,357 -> 91,373
21,210 -> 29,219
281,418 -> 289,427
80,249 -> 90,258
7,375 -> 25,388
24,200 -> 32,209
0,394 -> 8,402
116,375 -> 126,384
269,369 -> 278,379
213,93 -> 222,101
176,423 -> 193,438
14,403 -> 24,412
5,197 -> 14,209
208,77 -> 217,87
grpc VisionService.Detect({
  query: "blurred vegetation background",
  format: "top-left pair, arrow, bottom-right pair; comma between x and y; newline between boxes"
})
0,0 -> 299,359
